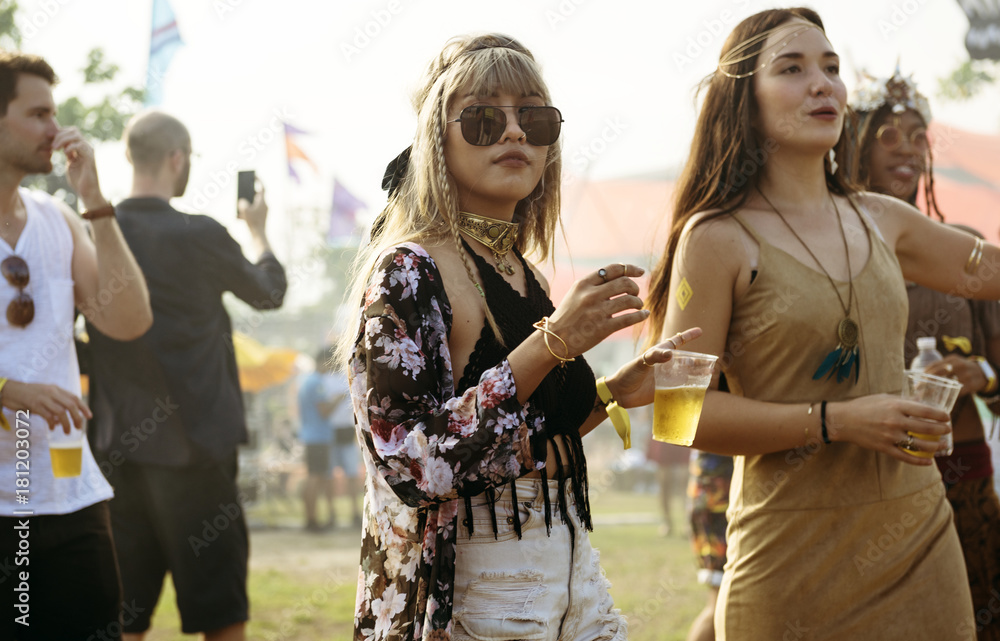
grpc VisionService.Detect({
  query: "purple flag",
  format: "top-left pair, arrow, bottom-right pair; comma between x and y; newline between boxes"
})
328,179 -> 365,242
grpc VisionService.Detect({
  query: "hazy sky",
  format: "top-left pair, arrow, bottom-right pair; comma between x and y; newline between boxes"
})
18,0 -> 1000,256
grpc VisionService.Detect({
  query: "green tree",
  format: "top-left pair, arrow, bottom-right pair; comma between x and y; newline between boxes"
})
0,2 -> 22,49
1,1 -> 144,204
937,59 -> 998,102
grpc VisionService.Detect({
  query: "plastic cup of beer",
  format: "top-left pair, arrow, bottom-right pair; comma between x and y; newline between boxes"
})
652,351 -> 718,446
48,424 -> 85,478
902,369 -> 962,458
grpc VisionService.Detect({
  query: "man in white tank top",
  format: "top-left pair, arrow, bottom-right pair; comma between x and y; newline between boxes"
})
0,52 -> 153,640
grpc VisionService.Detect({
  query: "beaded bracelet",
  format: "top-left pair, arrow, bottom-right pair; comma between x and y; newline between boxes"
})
531,317 -> 575,367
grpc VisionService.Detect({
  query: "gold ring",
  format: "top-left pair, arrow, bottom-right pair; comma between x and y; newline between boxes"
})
620,263 -> 628,278
897,434 -> 915,450
641,351 -> 652,367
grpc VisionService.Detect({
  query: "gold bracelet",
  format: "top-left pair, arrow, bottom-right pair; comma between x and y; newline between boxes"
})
532,317 -> 575,367
965,237 -> 984,275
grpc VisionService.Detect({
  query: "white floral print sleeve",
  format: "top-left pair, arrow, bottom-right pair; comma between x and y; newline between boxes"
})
350,244 -> 538,641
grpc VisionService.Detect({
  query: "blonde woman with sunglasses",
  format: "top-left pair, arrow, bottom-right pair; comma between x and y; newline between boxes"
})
336,34 -> 698,641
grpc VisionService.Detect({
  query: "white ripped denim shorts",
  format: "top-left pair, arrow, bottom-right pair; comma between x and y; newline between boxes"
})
452,477 -> 627,641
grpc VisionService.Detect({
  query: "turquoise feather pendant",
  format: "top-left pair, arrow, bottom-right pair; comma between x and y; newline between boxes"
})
813,317 -> 860,384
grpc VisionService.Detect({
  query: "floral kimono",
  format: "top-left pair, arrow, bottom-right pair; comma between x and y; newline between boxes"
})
350,243 -> 544,641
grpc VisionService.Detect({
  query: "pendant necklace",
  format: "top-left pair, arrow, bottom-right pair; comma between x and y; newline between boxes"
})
758,190 -> 860,384
457,211 -> 519,275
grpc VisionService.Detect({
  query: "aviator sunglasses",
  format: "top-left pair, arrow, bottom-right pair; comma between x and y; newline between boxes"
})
875,123 -> 929,154
449,105 -> 564,147
2,255 -> 33,327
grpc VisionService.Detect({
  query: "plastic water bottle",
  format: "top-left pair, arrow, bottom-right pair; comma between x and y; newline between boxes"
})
910,336 -> 943,371
909,336 -> 950,456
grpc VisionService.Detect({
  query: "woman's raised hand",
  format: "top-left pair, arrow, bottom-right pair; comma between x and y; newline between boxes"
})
545,263 -> 648,358
604,328 -> 704,409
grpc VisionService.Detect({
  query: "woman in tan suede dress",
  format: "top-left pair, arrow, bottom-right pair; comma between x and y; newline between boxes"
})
646,8 -> 993,641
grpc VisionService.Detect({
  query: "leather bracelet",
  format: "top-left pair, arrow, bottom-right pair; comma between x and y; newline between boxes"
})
820,400 -> 831,444
81,204 -> 115,220
0,378 -> 9,431
596,377 -> 631,449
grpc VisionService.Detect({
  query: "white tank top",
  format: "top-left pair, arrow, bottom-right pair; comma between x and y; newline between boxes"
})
0,188 -> 113,516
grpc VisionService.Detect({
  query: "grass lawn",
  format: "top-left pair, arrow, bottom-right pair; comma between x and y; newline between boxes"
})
143,487 -> 705,640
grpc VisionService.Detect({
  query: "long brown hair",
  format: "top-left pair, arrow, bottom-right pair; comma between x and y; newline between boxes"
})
645,8 -> 858,348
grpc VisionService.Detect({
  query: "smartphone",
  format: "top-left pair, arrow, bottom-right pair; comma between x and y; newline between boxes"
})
237,170 -> 256,215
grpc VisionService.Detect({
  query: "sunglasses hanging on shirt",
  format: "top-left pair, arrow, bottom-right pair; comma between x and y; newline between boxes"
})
2,255 -> 33,328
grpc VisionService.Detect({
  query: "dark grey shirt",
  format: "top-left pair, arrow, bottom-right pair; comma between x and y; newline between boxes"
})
87,197 -> 287,466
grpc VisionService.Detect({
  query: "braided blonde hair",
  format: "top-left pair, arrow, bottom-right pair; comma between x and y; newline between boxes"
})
334,33 -> 563,368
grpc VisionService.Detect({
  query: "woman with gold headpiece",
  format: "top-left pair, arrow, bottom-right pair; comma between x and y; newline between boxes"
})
336,34 -> 699,641
849,69 -> 1000,641
645,7 -> 992,640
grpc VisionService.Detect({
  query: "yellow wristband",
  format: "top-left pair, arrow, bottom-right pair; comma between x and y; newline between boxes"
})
0,378 -> 9,431
974,356 -> 999,394
596,377 -> 631,449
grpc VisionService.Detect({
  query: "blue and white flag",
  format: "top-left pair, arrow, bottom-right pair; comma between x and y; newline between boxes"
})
144,0 -> 184,106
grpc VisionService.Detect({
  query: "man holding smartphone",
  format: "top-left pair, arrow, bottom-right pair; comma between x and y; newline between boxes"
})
0,51 -> 154,641
87,110 -> 286,641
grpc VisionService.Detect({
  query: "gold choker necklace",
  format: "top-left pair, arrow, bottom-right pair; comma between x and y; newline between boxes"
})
457,212 -> 519,275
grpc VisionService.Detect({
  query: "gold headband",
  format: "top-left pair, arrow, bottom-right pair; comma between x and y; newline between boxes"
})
718,23 -> 824,79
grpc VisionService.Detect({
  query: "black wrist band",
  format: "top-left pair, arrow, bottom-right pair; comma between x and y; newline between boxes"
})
821,400 -> 831,444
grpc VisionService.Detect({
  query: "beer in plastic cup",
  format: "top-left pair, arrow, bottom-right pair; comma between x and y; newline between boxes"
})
48,424 -> 85,478
652,351 -> 718,446
902,369 -> 962,458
